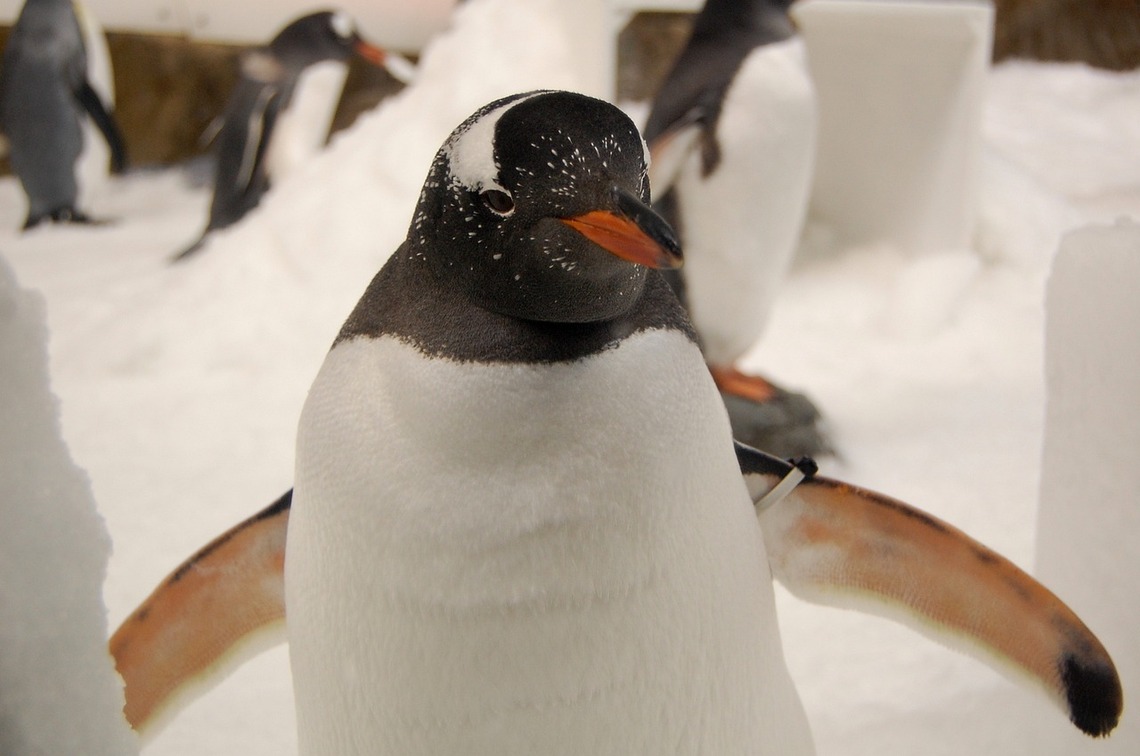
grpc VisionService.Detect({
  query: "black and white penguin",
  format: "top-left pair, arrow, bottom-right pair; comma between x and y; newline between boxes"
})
644,0 -> 820,456
0,0 -> 127,229
174,9 -> 413,261
110,91 -> 1121,752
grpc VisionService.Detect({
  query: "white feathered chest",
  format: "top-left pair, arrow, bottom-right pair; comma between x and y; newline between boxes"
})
285,328 -> 812,755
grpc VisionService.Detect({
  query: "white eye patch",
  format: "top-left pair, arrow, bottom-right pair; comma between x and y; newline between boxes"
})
444,92 -> 544,193
330,11 -> 355,39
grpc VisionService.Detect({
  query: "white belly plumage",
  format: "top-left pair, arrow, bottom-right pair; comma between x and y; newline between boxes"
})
676,38 -> 817,366
265,60 -> 348,185
285,329 -> 813,755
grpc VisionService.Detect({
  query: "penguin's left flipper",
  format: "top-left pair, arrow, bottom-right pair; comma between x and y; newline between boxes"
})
735,442 -> 1123,739
110,490 -> 291,738
74,79 -> 128,174
646,109 -> 705,198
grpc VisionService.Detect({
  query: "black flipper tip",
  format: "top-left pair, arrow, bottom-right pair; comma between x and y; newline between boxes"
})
172,235 -> 208,263
1061,654 -> 1123,737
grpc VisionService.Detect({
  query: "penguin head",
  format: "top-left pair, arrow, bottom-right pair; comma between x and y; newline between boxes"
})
12,0 -> 85,58
410,91 -> 682,324
269,10 -> 388,69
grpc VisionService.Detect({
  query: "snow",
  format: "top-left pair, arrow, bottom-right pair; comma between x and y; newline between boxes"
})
1,0 -> 1138,752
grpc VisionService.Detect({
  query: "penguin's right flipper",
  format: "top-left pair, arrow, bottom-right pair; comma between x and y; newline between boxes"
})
735,442 -> 1123,739
74,79 -> 128,174
236,86 -> 282,198
110,490 -> 291,738
235,51 -> 286,193
646,108 -> 705,198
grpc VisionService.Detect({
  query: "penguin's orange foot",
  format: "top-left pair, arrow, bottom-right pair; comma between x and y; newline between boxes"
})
709,365 -> 780,403
710,364 -> 831,459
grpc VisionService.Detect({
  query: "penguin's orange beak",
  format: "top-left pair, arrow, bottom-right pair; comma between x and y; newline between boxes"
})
354,40 -> 387,66
560,187 -> 683,270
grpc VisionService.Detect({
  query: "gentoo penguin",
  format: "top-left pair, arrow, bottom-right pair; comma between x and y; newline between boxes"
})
174,10 -> 413,261
110,91 -> 1121,752
644,0 -> 821,456
0,0 -> 127,229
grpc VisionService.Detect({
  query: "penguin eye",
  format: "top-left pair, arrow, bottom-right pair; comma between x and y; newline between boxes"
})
481,189 -> 515,215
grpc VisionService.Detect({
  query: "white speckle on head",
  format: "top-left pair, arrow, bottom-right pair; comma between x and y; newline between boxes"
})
330,11 -> 355,40
444,92 -> 544,193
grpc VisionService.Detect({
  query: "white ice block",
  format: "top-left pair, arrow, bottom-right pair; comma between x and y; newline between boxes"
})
1031,219 -> 1140,754
0,257 -> 138,755
794,0 -> 994,253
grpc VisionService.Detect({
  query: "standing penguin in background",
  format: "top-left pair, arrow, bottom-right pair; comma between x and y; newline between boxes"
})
174,10 -> 414,261
644,0 -> 821,456
0,0 -> 127,230
109,91 -> 1120,753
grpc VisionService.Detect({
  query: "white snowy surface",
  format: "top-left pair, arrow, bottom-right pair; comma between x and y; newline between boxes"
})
1,0 -> 1138,751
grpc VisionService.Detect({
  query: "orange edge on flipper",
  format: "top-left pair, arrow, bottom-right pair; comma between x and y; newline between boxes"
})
758,475 -> 1122,737
647,118 -> 702,197
109,491 -> 292,734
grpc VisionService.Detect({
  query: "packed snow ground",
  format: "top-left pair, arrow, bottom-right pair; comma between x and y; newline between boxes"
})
1,0 -> 1138,753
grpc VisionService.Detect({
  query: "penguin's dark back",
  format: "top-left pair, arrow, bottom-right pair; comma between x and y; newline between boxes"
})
644,0 -> 797,143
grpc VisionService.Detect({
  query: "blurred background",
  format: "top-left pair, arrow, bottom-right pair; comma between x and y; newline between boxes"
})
1,0 -> 1136,171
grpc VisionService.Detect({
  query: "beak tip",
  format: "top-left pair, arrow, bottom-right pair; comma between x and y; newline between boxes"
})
355,41 -> 387,66
660,237 -> 684,269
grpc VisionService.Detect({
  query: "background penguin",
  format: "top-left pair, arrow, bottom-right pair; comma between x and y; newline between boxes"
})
174,10 -> 413,261
109,92 -> 1120,752
0,0 -> 127,229
644,0 -> 821,457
